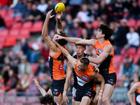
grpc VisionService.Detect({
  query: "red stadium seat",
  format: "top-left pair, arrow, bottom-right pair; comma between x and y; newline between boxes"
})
5,17 -> 14,28
22,21 -> 32,30
16,97 -> 26,103
92,20 -> 100,29
136,20 -> 140,28
127,19 -> 136,28
133,54 -> 140,64
127,48 -> 136,59
9,29 -> 19,38
18,29 -> 30,39
0,9 -> 7,18
31,63 -> 38,74
4,37 -> 16,47
15,103 -> 23,105
113,55 -> 122,73
0,29 -> 8,37
11,22 -> 22,30
27,97 -> 39,103
31,21 -> 43,32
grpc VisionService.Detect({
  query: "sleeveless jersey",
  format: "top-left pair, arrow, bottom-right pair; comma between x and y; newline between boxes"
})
135,83 -> 140,105
93,40 -> 116,74
49,51 -> 65,80
74,63 -> 95,89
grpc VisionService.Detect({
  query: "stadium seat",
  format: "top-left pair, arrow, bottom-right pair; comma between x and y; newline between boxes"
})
0,9 -> 7,18
5,17 -> 14,28
15,103 -> 23,105
27,97 -> 39,103
3,103 -> 11,105
15,16 -> 22,22
9,29 -> 19,38
0,94 -> 4,103
11,22 -> 22,30
0,29 -> 8,37
31,63 -> 38,74
18,29 -> 30,39
22,21 -> 32,30
113,55 -> 122,73
16,97 -> 26,103
4,37 -> 16,47
31,21 -> 43,32
136,20 -> 140,28
127,48 -> 136,59
92,20 -> 100,29
127,19 -> 136,28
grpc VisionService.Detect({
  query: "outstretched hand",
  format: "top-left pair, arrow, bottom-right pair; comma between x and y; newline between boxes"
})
46,10 -> 54,19
56,13 -> 63,20
53,34 -> 64,41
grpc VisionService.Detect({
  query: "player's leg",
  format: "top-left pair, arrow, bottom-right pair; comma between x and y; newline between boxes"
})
72,87 -> 77,105
74,101 -> 80,105
101,72 -> 116,105
54,94 -> 63,105
101,84 -> 114,105
80,96 -> 91,105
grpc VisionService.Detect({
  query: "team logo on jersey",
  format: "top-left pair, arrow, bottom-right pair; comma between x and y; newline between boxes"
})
136,95 -> 140,104
96,49 -> 103,54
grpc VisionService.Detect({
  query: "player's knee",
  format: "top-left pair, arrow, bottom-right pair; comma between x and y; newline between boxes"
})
102,96 -> 110,103
54,96 -> 62,105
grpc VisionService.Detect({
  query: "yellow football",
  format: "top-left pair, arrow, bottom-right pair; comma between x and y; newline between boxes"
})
55,2 -> 65,13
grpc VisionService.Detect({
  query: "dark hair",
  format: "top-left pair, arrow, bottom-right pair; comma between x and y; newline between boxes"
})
56,31 -> 68,46
80,57 -> 89,66
99,24 -> 113,40
76,44 -> 86,48
40,94 -> 56,105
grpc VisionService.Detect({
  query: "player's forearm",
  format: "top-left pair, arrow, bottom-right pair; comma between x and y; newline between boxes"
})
100,76 -> 105,92
37,85 -> 47,96
89,57 -> 102,64
63,37 -> 83,43
56,18 -> 63,33
128,92 -> 134,104
42,16 -> 49,38
63,79 -> 70,93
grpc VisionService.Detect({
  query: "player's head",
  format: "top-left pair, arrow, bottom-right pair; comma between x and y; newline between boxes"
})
78,57 -> 89,71
56,31 -> 68,46
95,24 -> 113,40
76,44 -> 86,57
40,94 -> 56,105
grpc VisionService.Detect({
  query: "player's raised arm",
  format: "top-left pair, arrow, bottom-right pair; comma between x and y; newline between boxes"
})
62,63 -> 72,103
128,82 -> 140,105
54,41 -> 76,67
54,34 -> 96,45
55,13 -> 63,33
88,45 -> 112,64
34,79 -> 47,96
41,10 -> 58,52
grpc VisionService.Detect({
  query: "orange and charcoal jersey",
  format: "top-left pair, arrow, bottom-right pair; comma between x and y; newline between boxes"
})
93,40 -> 116,74
135,82 -> 140,105
73,63 -> 95,89
49,51 -> 66,80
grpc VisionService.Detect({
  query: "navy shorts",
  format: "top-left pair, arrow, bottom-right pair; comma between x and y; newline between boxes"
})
100,70 -> 117,85
74,88 -> 96,102
51,79 -> 65,96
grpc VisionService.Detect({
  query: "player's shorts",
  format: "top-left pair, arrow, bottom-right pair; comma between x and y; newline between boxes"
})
72,87 -> 77,98
74,88 -> 96,102
51,79 -> 65,96
100,70 -> 116,85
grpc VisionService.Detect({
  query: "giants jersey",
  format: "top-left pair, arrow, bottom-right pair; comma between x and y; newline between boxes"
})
93,40 -> 116,74
49,51 -> 65,80
74,63 -> 95,89
135,83 -> 140,105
